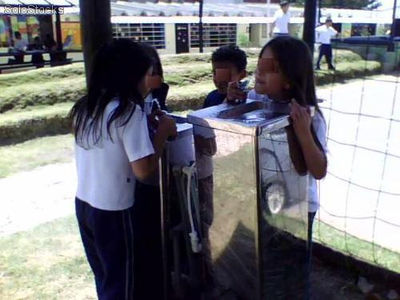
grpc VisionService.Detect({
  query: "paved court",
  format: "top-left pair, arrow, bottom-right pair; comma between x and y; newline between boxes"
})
317,74 -> 400,253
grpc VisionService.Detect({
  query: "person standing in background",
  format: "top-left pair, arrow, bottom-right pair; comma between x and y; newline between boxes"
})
270,1 -> 291,37
9,31 -> 27,64
13,31 -> 27,52
30,36 -> 45,65
315,17 -> 338,70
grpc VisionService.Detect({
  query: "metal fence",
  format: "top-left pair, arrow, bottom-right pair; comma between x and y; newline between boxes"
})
314,40 -> 400,273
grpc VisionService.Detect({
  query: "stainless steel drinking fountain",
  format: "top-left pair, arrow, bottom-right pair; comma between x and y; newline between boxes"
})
160,103 -> 311,299
186,100 -> 310,299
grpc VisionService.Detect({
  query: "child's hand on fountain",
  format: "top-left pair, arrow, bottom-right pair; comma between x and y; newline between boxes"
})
227,81 -> 247,105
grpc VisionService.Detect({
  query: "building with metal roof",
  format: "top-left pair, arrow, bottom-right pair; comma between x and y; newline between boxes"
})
0,0 -> 393,55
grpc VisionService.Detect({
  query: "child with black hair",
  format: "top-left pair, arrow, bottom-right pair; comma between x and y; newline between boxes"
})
70,39 -> 176,299
141,43 -> 169,112
203,45 -> 247,108
133,43 -> 168,299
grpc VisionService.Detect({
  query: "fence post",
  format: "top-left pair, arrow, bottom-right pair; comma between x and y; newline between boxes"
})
303,0 -> 317,54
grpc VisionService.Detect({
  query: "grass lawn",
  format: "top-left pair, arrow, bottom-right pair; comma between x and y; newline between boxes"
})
0,49 -> 377,114
0,134 -> 73,178
0,49 -> 382,145
0,215 -> 95,300
0,102 -> 74,126
0,63 -> 85,88
267,212 -> 400,273
0,77 -> 85,113
0,211 -> 398,299
314,220 -> 400,274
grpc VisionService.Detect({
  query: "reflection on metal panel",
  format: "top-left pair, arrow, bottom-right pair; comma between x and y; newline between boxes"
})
189,100 -> 309,299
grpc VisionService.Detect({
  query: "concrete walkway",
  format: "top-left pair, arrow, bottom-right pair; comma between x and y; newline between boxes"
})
317,74 -> 400,253
0,162 -> 76,236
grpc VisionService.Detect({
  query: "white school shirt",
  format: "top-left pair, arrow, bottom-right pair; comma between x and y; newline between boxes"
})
14,39 -> 28,51
75,100 -> 155,211
316,25 -> 337,44
247,90 -> 327,213
273,10 -> 291,34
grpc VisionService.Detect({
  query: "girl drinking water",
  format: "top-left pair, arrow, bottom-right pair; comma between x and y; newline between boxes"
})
70,39 -> 176,299
228,36 -> 327,298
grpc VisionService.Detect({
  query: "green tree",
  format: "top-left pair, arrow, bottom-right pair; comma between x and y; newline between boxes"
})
296,0 -> 382,10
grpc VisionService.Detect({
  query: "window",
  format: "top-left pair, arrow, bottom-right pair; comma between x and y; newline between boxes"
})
190,23 -> 237,48
262,24 -> 268,38
351,23 -> 377,37
112,23 -> 166,49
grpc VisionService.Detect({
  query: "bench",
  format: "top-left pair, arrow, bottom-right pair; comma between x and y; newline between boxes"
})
0,58 -> 72,74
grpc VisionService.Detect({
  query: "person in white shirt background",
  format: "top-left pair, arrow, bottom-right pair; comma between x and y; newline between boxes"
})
69,39 -> 177,299
315,17 -> 338,70
9,31 -> 28,64
270,1 -> 291,37
13,31 -> 28,51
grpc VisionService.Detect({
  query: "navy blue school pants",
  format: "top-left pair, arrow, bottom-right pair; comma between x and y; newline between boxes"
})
317,44 -> 334,69
133,182 -> 164,300
75,198 -> 135,300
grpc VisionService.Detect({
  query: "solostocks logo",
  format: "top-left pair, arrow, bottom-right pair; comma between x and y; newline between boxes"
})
3,5 -> 65,15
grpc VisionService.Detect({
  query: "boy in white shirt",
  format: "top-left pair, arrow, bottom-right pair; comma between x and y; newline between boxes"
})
315,17 -> 338,70
270,1 -> 291,37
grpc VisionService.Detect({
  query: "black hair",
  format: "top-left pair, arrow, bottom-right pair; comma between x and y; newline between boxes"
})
15,31 -> 21,39
70,39 -> 153,146
141,43 -> 164,79
211,45 -> 247,72
260,36 -> 318,109
280,1 -> 289,8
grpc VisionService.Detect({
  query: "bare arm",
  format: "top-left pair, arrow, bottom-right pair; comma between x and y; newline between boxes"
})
290,100 -> 327,180
297,128 -> 327,179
